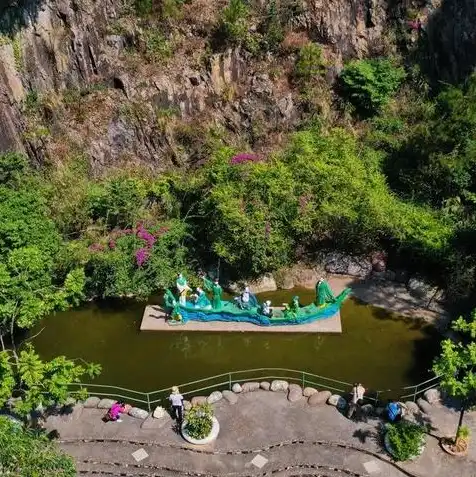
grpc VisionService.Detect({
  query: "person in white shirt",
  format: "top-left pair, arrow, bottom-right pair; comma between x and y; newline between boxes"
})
169,386 -> 184,422
347,382 -> 365,419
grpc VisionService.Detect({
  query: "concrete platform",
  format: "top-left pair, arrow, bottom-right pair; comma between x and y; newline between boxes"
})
140,305 -> 341,333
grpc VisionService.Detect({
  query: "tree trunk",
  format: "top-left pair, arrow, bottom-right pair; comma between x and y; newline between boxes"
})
10,318 -> 18,363
455,405 -> 465,444
0,332 -> 5,352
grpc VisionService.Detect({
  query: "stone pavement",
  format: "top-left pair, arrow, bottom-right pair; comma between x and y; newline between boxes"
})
44,391 -> 476,477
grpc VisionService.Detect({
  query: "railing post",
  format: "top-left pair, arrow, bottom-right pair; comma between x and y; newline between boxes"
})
302,371 -> 305,388
229,372 -> 232,391
147,393 -> 151,413
413,384 -> 418,403
375,390 -> 380,407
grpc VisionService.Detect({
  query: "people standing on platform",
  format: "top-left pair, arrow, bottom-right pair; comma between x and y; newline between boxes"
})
347,382 -> 365,419
169,386 -> 184,423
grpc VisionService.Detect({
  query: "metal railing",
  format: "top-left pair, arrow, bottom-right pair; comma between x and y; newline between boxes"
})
68,368 -> 441,412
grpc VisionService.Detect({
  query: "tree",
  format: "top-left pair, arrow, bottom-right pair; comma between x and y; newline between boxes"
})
432,310 -> 476,441
0,415 -> 76,476
0,246 -> 86,353
0,345 -> 100,418
340,58 -> 406,116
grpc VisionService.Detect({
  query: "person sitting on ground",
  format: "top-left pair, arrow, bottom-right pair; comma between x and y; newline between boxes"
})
347,383 -> 365,419
386,399 -> 404,422
169,386 -> 184,423
261,300 -> 273,317
234,286 -> 251,309
103,401 -> 127,423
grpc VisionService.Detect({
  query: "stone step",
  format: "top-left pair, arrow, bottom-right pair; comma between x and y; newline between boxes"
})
77,460 -> 180,476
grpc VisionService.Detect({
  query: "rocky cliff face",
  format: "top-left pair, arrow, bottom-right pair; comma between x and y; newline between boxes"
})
0,0 -> 457,172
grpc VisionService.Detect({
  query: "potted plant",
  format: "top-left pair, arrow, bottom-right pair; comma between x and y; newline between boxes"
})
441,426 -> 471,456
181,403 -> 220,445
384,421 -> 426,461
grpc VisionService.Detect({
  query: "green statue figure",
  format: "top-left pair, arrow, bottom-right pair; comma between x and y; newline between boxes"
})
164,289 -> 177,308
163,289 -> 182,322
315,278 -> 336,306
284,295 -> 300,318
192,287 -> 211,309
176,273 -> 191,306
203,276 -> 223,310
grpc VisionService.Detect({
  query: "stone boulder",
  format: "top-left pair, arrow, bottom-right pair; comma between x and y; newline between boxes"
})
327,394 -> 347,410
207,391 -> 223,404
183,400 -> 192,411
303,387 -> 318,397
248,274 -> 277,293
407,278 -> 443,309
416,398 -> 433,414
287,384 -> 303,402
242,382 -> 260,393
191,396 -> 207,406
129,407 -> 149,420
404,401 -> 420,414
97,398 -> 116,409
308,390 -> 332,406
308,391 -> 332,406
232,383 -> 242,393
222,390 -> 238,405
270,380 -> 289,392
324,252 -> 372,278
153,406 -> 167,419
423,388 -> 441,404
260,381 -> 271,391
294,268 -> 320,289
84,396 -> 100,408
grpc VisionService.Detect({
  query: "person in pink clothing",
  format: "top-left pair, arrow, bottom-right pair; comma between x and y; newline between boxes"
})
103,401 -> 126,422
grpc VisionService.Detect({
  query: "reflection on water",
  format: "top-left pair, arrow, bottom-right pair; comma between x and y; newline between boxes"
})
29,289 -> 441,393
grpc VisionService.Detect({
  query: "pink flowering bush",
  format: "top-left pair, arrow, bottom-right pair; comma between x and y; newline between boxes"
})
230,153 -> 261,165
135,247 -> 150,267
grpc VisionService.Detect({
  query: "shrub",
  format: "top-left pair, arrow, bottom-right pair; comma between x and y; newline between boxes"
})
294,43 -> 325,83
142,30 -> 172,62
134,0 -> 153,16
185,403 -> 213,440
340,58 -> 406,115
262,0 -> 284,52
0,416 -> 76,476
217,0 -> 250,46
386,421 -> 426,461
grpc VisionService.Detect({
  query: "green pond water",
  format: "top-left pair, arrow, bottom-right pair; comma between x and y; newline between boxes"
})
30,288 -> 440,396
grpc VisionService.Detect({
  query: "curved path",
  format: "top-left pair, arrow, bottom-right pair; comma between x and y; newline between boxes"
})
44,391 -> 476,477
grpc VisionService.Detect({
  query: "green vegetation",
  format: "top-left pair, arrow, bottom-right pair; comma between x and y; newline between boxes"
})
433,310 -> 476,441
294,43 -> 325,83
0,345 -> 100,417
185,403 -> 214,439
386,421 -> 426,461
341,59 -> 406,115
142,29 -> 172,62
0,152 -> 99,416
0,416 -> 76,476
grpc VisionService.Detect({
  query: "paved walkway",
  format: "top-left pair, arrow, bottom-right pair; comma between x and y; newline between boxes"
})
45,391 -> 476,477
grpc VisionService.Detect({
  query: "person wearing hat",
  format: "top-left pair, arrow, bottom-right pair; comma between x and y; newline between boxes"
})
169,386 -> 184,423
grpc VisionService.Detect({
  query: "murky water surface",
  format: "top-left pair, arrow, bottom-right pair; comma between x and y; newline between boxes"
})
30,289 -> 440,394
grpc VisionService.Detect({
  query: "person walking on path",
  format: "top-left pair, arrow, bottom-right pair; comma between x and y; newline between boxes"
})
347,383 -> 365,420
169,386 -> 184,423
